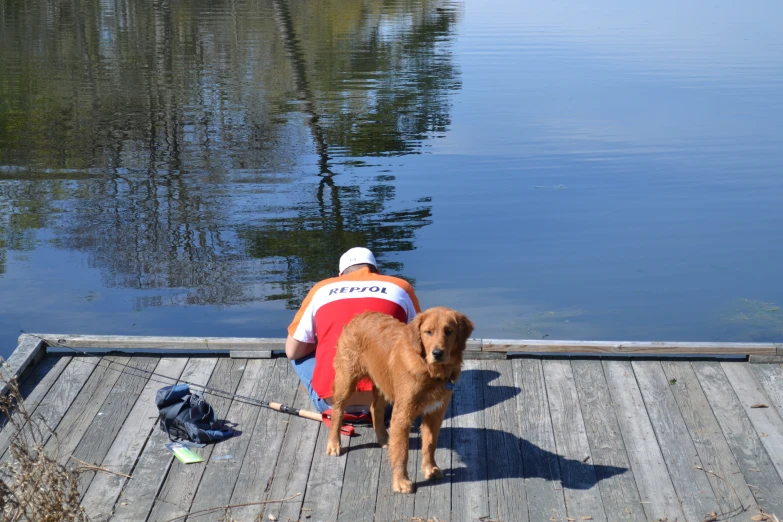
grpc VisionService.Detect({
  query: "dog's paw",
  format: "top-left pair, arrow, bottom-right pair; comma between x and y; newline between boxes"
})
325,440 -> 342,456
423,465 -> 443,480
392,478 -> 414,494
376,433 -> 389,448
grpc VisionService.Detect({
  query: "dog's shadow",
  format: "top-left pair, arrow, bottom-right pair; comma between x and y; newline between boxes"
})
351,427 -> 626,490
444,368 -> 520,420
348,368 -> 626,490
440,427 -> 625,489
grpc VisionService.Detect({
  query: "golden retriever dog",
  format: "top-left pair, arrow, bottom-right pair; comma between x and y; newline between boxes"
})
326,306 -> 474,493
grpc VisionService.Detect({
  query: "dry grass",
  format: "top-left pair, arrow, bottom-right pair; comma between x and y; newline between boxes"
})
0,361 -> 88,522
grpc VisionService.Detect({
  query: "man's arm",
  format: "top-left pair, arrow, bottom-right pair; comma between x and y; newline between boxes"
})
285,335 -> 316,360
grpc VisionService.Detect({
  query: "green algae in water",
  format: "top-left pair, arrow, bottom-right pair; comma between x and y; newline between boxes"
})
502,308 -> 586,339
726,299 -> 782,322
721,298 -> 783,339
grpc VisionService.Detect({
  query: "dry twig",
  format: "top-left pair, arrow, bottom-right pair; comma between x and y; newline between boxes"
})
161,493 -> 302,522
694,464 -> 749,520
0,361 -> 88,521
69,455 -> 132,478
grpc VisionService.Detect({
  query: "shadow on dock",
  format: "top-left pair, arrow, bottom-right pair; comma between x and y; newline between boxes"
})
349,426 -> 627,490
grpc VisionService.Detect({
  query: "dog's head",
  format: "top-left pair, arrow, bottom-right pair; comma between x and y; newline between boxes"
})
408,306 -> 475,366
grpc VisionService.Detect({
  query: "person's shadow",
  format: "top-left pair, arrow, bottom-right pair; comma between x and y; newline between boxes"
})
438,427 -> 625,489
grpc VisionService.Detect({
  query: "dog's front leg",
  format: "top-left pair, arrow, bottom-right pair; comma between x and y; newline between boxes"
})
325,400 -> 346,456
420,396 -> 450,480
388,403 -> 415,493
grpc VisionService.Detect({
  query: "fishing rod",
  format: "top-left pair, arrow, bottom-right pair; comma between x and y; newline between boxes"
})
19,332 -> 355,436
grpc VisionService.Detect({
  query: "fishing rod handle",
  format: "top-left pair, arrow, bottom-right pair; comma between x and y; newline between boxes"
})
267,401 -> 321,422
297,409 -> 323,422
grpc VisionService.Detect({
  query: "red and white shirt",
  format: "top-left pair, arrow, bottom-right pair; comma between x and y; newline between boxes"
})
287,267 -> 421,399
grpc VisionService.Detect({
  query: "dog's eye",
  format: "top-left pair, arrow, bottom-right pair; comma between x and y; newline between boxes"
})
424,330 -> 433,336
444,328 -> 453,336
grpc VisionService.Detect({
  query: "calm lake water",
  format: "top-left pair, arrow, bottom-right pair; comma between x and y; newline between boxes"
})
2,0 -> 782,357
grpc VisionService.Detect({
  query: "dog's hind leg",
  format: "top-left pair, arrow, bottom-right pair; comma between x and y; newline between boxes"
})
420,398 -> 449,480
371,388 -> 388,447
326,363 -> 360,456
388,402 -> 416,493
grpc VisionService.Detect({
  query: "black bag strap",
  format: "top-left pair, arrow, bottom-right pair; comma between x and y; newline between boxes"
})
156,383 -> 191,409
159,400 -> 191,442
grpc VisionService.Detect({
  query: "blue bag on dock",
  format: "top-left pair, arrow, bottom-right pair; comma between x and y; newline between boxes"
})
155,384 -> 233,445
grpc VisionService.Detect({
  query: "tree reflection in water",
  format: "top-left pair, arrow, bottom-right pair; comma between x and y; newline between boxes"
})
0,0 -> 461,308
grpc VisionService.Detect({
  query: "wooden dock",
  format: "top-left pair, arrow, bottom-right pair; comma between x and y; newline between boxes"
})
2,334 -> 783,521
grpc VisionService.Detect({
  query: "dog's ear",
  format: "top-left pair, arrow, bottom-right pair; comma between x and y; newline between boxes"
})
455,312 -> 475,351
407,311 -> 427,358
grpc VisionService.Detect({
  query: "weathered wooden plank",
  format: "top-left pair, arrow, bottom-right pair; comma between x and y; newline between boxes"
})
721,362 -> 783,482
603,360 -> 684,521
512,358 -> 567,522
262,384 -> 321,522
336,423 -> 383,522
693,361 -> 783,515
632,360 -> 721,520
229,350 -> 272,359
72,357 -> 160,493
483,360 -> 528,522
0,355 -> 70,444
662,361 -> 758,517
41,356 -> 132,462
227,358 -> 301,521
412,401 -> 453,522
32,332 -> 778,355
146,357 -> 246,522
12,354 -> 67,397
109,358 -> 218,522
79,357 -> 189,521
571,360 -> 645,522
463,350 -> 507,360
0,335 -> 46,396
484,339 -> 776,355
750,363 -> 783,418
374,419 -> 417,520
187,359 -> 273,521
32,333 -> 284,351
450,360 -> 489,522
14,354 -> 68,397
749,355 -> 783,364
301,423 -> 349,522
543,360 -> 607,522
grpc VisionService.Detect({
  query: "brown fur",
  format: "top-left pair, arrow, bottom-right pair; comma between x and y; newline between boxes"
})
326,306 -> 475,493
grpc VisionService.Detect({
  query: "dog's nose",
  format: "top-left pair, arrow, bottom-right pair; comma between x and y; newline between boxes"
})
432,349 -> 444,360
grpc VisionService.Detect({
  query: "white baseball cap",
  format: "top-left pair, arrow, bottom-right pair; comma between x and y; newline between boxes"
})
339,247 -> 377,275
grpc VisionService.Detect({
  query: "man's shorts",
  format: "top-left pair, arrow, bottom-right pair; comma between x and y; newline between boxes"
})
290,352 -> 331,413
